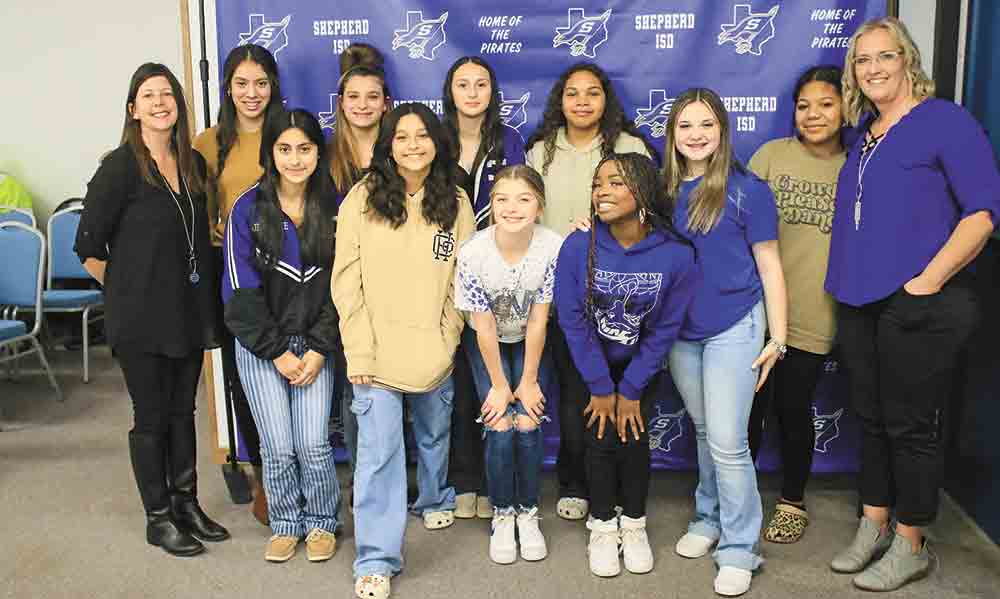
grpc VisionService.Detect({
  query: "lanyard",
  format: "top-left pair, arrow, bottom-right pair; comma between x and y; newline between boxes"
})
160,172 -> 200,285
854,130 -> 887,231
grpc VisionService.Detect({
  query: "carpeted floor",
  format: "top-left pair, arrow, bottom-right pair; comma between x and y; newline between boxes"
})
2,347 -> 998,599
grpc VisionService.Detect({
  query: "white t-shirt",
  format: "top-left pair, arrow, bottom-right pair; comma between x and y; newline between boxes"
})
455,225 -> 563,343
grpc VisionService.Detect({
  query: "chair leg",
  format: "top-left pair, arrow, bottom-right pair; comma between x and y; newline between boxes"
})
82,307 -> 90,384
30,336 -> 62,402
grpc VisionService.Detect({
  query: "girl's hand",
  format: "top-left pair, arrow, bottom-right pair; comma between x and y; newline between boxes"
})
273,351 -> 304,381
481,385 -> 515,426
583,393 -> 616,440
348,374 -> 374,385
615,394 -> 645,442
514,379 -> 545,424
568,215 -> 592,233
291,350 -> 325,386
751,342 -> 781,392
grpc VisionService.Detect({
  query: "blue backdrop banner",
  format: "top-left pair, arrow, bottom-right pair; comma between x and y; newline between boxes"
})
215,1 -> 885,472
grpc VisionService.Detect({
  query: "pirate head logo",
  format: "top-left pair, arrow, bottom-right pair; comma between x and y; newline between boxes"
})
392,11 -> 449,61
718,4 -> 779,56
592,270 -> 662,346
318,93 -> 338,132
553,8 -> 612,58
499,91 -> 530,131
634,90 -> 675,139
813,406 -> 844,453
239,14 -> 291,55
649,405 -> 686,453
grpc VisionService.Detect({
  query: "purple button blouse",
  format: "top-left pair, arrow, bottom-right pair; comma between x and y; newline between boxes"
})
825,98 -> 1000,307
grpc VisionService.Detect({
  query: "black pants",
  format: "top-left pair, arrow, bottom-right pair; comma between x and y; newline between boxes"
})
837,278 -> 978,526
551,317 -> 589,499
748,346 -> 827,503
212,247 -> 262,466
577,364 -> 658,521
447,338 -> 484,494
117,348 -> 202,436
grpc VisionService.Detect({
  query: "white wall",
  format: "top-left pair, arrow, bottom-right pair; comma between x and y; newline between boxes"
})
0,2 -> 186,224
899,0 -> 937,73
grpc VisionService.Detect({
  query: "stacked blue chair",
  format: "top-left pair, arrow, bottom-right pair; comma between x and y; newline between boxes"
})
43,205 -> 104,383
0,222 -> 61,399
0,207 -> 36,228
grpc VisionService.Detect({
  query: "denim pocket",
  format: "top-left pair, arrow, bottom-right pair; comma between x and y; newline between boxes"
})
350,393 -> 373,416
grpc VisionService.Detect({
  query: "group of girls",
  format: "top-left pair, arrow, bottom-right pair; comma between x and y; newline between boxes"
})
77,24 -> 930,599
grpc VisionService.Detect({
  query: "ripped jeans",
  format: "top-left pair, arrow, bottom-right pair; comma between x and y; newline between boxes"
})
463,327 -> 554,510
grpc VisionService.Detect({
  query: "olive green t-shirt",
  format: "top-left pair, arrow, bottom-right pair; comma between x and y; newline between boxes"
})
193,127 -> 263,245
749,137 -> 845,355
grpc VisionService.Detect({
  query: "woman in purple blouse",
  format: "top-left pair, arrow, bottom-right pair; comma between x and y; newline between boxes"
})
825,17 -> 1000,592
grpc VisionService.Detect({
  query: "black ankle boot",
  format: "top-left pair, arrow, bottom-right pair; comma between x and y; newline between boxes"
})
128,431 -> 204,556
167,418 -> 231,542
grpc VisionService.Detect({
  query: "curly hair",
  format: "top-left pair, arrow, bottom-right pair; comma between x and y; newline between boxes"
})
524,62 -> 657,175
585,153 -> 690,324
442,56 -> 506,178
842,17 -> 935,126
365,103 -> 459,231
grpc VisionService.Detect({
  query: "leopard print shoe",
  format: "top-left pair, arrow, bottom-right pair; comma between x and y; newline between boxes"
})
764,503 -> 808,544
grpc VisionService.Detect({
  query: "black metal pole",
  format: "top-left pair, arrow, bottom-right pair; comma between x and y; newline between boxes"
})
198,0 -> 212,127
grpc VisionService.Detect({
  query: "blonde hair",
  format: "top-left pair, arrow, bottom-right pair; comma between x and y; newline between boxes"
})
489,165 -> 546,224
662,88 -> 734,234
842,17 -> 935,126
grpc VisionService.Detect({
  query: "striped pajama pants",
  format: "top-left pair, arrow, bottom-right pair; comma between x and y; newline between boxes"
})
235,336 -> 340,538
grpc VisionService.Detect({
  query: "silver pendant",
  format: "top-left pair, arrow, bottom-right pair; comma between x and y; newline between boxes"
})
189,271 -> 200,285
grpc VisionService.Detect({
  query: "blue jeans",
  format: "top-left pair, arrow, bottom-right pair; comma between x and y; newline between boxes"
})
667,301 -> 765,571
350,377 -> 456,578
462,327 -> 552,510
234,337 -> 340,538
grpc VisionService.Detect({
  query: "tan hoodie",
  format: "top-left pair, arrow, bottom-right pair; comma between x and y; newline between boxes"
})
332,179 -> 475,393
526,128 -> 649,236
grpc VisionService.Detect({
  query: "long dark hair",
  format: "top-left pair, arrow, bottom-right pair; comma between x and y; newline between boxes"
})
253,109 -> 335,269
215,45 -> 282,176
121,63 -> 204,193
365,103 -> 459,231
585,152 -> 689,323
329,43 -> 391,194
442,56 -> 505,174
525,62 -> 657,175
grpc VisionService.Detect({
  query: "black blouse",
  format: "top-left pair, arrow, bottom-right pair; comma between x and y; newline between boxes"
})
75,144 -> 220,356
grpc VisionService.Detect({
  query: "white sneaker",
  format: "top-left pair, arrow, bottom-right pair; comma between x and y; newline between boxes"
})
675,531 -> 718,558
557,496 -> 589,520
489,508 -> 517,565
714,566 -> 752,596
454,492 -> 476,519
620,515 -> 653,574
516,507 -> 547,561
586,516 -> 621,577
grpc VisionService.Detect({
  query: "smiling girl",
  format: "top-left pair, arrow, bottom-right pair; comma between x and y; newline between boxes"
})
525,62 -> 656,521
193,44 -> 282,524
333,103 -> 475,599
555,153 -> 696,577
746,66 -> 846,545
223,109 -> 341,564
454,165 -> 561,564
663,88 -> 786,597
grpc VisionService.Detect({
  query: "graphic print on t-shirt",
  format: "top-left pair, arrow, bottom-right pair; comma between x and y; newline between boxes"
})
772,174 -> 835,233
491,288 -> 537,333
592,270 -> 662,345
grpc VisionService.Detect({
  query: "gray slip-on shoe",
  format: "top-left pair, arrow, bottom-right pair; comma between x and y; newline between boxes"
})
853,534 -> 930,591
830,517 -> 893,573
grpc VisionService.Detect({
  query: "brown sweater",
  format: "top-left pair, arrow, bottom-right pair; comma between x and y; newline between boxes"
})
332,179 -> 475,392
193,127 -> 263,245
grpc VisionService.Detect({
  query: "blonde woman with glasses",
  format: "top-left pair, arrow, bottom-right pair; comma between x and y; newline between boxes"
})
826,17 -> 1000,591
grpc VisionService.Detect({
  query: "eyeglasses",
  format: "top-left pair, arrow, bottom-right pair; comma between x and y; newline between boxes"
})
853,50 -> 903,68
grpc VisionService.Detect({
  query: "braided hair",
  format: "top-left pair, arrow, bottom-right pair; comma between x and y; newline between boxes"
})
584,152 -> 690,325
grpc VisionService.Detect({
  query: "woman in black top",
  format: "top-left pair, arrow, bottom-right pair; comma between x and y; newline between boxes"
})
76,63 -> 229,557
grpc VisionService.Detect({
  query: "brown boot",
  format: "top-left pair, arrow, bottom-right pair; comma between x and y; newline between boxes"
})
251,465 -> 269,526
